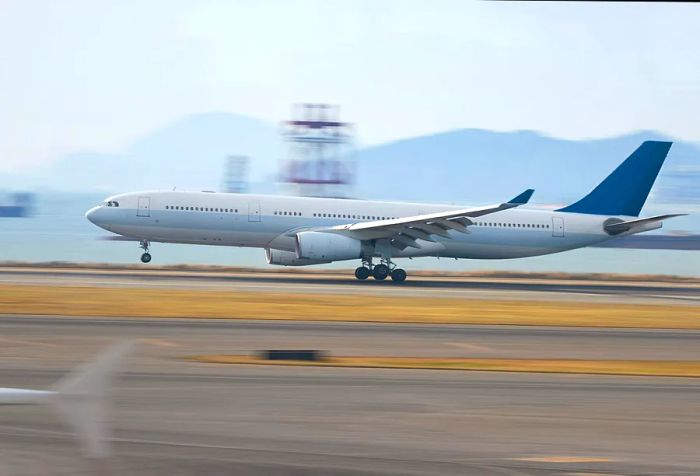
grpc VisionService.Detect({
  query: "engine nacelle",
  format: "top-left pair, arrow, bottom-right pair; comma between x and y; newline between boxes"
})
265,248 -> 331,266
295,231 -> 362,261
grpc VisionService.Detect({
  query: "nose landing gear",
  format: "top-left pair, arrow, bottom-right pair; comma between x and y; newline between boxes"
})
139,240 -> 152,263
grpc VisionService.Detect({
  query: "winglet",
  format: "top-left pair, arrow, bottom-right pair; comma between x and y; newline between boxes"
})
508,189 -> 534,205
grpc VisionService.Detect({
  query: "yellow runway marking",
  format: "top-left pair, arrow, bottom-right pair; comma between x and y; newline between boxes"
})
142,339 -> 179,347
565,473 -> 625,476
188,355 -> 700,378
514,456 -> 614,463
444,342 -> 494,352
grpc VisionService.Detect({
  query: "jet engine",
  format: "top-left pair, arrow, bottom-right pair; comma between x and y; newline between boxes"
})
265,248 -> 331,266
295,231 -> 362,261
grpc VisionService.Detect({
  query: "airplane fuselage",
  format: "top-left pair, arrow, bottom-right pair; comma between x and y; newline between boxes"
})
86,191 -> 654,260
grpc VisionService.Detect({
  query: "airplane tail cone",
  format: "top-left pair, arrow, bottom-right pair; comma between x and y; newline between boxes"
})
49,341 -> 136,458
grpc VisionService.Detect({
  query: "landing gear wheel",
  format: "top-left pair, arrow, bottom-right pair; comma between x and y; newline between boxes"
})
372,264 -> 390,281
390,268 -> 407,283
354,266 -> 370,280
139,240 -> 151,263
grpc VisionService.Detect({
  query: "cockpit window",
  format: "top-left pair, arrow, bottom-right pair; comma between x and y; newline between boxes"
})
105,201 -> 120,207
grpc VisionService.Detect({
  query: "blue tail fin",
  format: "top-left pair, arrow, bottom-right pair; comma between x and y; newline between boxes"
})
556,141 -> 672,217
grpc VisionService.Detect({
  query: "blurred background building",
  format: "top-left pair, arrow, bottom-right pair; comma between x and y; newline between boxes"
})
222,155 -> 250,193
280,104 -> 355,198
0,191 -> 35,217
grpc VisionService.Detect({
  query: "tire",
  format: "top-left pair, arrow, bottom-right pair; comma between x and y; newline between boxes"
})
354,266 -> 370,280
140,253 -> 152,263
390,268 -> 407,283
372,264 -> 390,281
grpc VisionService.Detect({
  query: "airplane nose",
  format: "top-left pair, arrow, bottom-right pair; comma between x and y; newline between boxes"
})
85,206 -> 100,224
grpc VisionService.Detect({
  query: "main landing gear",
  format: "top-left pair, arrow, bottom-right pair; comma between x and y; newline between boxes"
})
139,240 -> 152,263
354,258 -> 407,283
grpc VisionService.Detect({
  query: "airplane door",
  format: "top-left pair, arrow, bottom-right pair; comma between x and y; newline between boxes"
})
137,196 -> 151,217
552,216 -> 564,237
248,201 -> 261,222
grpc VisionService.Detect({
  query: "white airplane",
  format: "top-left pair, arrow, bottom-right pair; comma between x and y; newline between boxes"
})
86,141 -> 683,282
0,341 -> 134,458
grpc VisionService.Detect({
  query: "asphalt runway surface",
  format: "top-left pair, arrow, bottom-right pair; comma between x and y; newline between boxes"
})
2,267 -> 700,304
1,316 -> 699,475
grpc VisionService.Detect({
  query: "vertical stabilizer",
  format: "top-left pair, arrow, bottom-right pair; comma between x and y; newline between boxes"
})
557,141 -> 672,216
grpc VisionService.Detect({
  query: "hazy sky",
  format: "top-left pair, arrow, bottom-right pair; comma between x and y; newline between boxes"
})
1,0 -> 699,172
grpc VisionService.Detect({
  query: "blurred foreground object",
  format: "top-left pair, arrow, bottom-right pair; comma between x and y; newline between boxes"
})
281,103 -> 355,198
0,341 -> 136,458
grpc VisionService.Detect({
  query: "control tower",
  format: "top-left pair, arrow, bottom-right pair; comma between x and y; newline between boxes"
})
280,104 -> 354,198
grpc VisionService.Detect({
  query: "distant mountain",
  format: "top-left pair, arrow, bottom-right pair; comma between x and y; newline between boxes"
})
2,112 -> 280,192
354,129 -> 700,208
2,113 -> 698,213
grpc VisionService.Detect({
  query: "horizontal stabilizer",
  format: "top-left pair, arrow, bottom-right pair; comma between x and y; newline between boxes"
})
590,233 -> 700,250
604,214 -> 686,235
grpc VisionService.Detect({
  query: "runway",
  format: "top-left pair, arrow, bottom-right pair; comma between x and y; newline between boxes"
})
2,267 -> 700,304
1,316 -> 699,475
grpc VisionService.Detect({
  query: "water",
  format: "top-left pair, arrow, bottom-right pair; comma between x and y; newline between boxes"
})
1,192 -> 697,276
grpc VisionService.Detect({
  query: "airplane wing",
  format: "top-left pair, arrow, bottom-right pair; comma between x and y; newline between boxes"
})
322,189 -> 534,250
